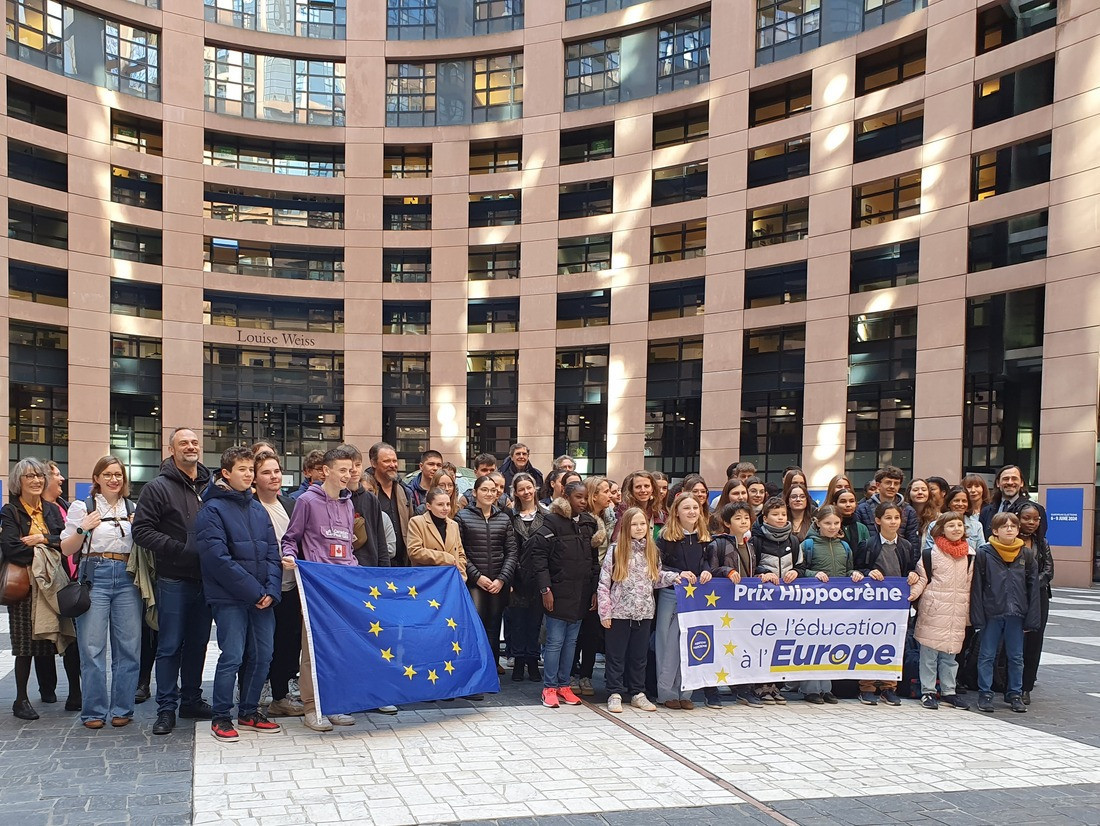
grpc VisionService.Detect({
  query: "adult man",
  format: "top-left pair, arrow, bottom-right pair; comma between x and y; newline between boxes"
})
407,449 -> 444,511
853,465 -> 920,549
552,455 -> 576,473
500,443 -> 544,491
291,450 -> 325,500
980,465 -> 1048,539
367,442 -> 411,566
345,446 -> 390,568
132,427 -> 214,736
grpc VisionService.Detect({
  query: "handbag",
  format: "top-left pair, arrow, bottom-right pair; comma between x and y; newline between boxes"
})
57,537 -> 92,619
0,557 -> 32,605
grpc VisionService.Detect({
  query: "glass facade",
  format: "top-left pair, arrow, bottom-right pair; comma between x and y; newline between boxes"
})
757,0 -> 925,66
205,47 -> 346,125
741,325 -> 805,484
387,54 -> 523,126
645,338 -> 703,476
110,336 -> 161,489
9,323 -> 67,469
204,0 -> 347,39
555,346 -> 609,475
386,0 -> 523,40
467,351 -> 518,464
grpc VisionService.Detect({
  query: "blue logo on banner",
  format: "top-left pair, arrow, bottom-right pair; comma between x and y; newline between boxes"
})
687,625 -> 714,665
1046,488 -> 1084,546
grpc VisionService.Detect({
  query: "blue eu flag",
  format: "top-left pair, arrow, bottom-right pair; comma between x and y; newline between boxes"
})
297,563 -> 500,715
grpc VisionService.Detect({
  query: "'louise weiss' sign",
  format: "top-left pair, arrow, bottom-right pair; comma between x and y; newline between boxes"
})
677,577 -> 911,688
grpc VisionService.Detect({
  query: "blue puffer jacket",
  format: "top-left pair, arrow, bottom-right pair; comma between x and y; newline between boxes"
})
197,479 -> 282,606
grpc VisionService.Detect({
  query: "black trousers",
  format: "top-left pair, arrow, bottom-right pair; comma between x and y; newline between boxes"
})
20,643 -> 80,700
139,621 -> 157,687
468,586 -> 509,662
269,587 -> 302,700
572,609 -> 604,679
507,598 -> 543,660
604,618 -> 651,696
1023,587 -> 1050,692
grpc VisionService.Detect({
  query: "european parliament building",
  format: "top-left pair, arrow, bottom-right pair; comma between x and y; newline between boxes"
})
2,0 -> 1098,583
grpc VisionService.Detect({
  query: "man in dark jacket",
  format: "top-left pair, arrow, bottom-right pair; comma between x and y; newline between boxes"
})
529,492 -> 599,709
979,464 -> 1048,539
407,449 -> 444,511
132,427 -> 214,735
197,447 -> 282,740
500,443 -> 544,491
347,448 -> 391,568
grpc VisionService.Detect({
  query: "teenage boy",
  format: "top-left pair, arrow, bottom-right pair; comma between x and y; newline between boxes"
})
281,445 -> 359,732
291,450 -> 326,500
854,465 -> 919,548
854,502 -> 920,706
408,450 -> 444,510
196,447 -> 283,741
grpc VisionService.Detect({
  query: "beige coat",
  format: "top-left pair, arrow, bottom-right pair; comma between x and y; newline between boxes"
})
30,545 -> 76,653
406,513 -> 467,582
911,547 -> 973,654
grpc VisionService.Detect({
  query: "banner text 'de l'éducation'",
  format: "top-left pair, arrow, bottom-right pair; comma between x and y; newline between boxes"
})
676,577 -> 911,689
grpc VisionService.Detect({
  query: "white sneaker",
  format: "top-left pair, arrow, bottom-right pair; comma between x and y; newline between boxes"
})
329,713 -> 356,726
303,712 -> 332,732
259,680 -> 273,706
607,693 -> 623,713
374,705 -> 398,715
288,678 -> 300,700
631,693 -> 657,712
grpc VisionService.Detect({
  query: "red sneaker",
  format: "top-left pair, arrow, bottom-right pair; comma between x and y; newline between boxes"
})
557,686 -> 582,705
237,712 -> 281,733
210,719 -> 239,741
541,688 -> 560,708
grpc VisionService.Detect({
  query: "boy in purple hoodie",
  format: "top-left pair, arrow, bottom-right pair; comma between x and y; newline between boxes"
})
281,445 -> 357,731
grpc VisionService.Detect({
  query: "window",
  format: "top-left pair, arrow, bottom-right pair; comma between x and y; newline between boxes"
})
972,134 -> 1052,200
749,75 -> 811,126
383,352 -> 430,468
968,210 -> 1048,272
747,137 -> 810,188
7,141 -> 67,191
387,0 -> 437,39
9,323 -> 67,465
650,278 -> 704,320
470,139 -> 521,174
652,164 -> 708,206
856,36 -> 926,95
555,345 -> 609,473
384,196 -> 431,230
386,63 -> 437,126
468,298 -> 520,333
106,19 -> 160,99
756,0 -> 821,66
474,0 -> 524,35
854,105 -> 923,163
111,224 -> 162,265
978,1 -> 1057,55
565,0 -> 644,19
469,245 -> 520,280
204,188 -> 343,228
850,241 -> 919,292
854,173 -> 921,227
974,59 -> 1056,128
745,262 -> 807,308
847,309 -> 917,475
741,325 -> 806,482
559,180 -> 613,218
863,0 -> 923,29
383,249 -> 431,283
558,234 -> 612,274
653,104 -> 709,149
9,262 -> 66,306
384,145 -> 432,178
7,79 -> 66,131
748,199 -> 808,247
204,133 -> 345,177
205,293 -> 344,332
205,238 -> 344,281
645,337 -> 703,475
557,290 -> 610,329
113,168 -> 163,210
8,201 -> 67,249
651,221 -> 706,264
564,37 -> 620,111
111,335 -> 162,490
111,112 -> 163,155
204,0 -> 347,39
561,125 -> 614,165
385,0 -> 522,39
111,279 -> 162,319
467,351 -> 518,463
383,301 -> 430,335
204,48 -> 346,125
473,53 -> 523,122
203,346 -> 344,417
469,192 -> 521,227
657,13 -> 710,93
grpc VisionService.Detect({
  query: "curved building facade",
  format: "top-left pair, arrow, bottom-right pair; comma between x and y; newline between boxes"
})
2,0 -> 1098,583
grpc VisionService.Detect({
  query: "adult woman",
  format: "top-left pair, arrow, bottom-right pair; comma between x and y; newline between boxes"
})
926,477 -> 950,513
615,471 -> 657,539
508,472 -> 545,682
1,458 -> 70,720
60,456 -> 142,729
827,487 -> 868,552
963,474 -> 991,522
907,478 -> 937,541
41,459 -> 81,708
416,469 -> 458,517
942,485 -> 982,553
456,475 -> 518,683
745,476 -> 768,517
407,487 -> 468,581
785,484 -> 816,543
651,472 -> 670,526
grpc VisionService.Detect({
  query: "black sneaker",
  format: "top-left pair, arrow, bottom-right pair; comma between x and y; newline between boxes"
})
880,689 -> 902,706
1009,695 -> 1027,713
804,693 -> 824,705
179,700 -> 214,720
152,710 -> 175,735
940,694 -> 970,710
920,694 -> 939,710
858,692 -> 879,705
822,692 -> 839,705
1021,690 -> 1031,705
237,712 -> 281,733
210,718 -> 239,741
135,683 -> 151,704
977,692 -> 995,713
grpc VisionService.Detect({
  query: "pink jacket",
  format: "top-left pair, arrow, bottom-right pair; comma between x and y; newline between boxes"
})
911,546 -> 973,654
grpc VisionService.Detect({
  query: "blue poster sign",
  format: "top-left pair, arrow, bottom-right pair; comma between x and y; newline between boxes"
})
1045,487 -> 1084,546
75,482 -> 93,502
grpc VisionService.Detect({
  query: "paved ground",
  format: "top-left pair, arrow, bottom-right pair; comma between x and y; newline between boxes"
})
2,587 -> 1099,825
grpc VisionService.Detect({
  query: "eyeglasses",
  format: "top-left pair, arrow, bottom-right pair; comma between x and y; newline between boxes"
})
21,473 -> 45,480
100,473 -> 125,481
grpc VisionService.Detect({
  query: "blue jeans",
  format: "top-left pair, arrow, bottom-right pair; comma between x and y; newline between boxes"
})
211,602 -> 276,719
155,577 -> 213,713
978,615 -> 1024,697
543,616 -> 581,689
74,557 -> 142,722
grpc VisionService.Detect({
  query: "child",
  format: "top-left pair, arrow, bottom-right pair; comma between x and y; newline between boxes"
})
745,477 -> 768,518
854,501 -> 919,705
910,512 -> 972,710
406,487 -> 468,581
655,492 -> 716,710
800,505 -> 863,704
597,508 -> 685,713
1018,502 -> 1053,705
970,512 -> 1040,713
751,496 -> 804,704
707,502 -> 762,707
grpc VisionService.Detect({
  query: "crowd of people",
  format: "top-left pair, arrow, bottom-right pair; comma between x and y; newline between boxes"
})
1,434 -> 1053,739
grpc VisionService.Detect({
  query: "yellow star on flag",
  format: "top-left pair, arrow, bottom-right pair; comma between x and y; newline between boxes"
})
720,613 -> 733,628
386,581 -> 398,592
428,599 -> 441,609
380,648 -> 394,662
403,665 -> 417,680
427,669 -> 439,684
444,661 -> 455,674
705,591 -> 720,606
369,586 -> 381,598
452,641 -> 462,654
715,669 -> 730,684
724,642 -> 738,656
446,617 -> 458,630
408,586 -> 418,599
684,583 -> 697,598
364,601 -> 376,611
368,621 -> 383,637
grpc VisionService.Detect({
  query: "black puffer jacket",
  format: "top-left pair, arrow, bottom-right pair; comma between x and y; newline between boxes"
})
529,499 -> 599,622
970,542 -> 1041,631
132,458 -> 212,581
456,502 -> 518,585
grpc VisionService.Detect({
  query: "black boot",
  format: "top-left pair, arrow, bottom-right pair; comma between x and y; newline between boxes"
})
512,658 -> 525,682
527,657 -> 541,682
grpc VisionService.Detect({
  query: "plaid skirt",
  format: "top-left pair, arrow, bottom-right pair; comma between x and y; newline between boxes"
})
7,597 -> 58,658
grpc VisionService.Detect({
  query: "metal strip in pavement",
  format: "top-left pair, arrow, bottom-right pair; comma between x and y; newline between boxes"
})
579,698 -> 799,826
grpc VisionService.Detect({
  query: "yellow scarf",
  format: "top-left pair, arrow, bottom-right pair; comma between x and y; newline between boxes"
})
990,537 -> 1024,564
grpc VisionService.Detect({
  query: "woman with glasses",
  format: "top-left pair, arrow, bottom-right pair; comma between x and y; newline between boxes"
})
59,457 -> 142,729
1,458 -> 69,720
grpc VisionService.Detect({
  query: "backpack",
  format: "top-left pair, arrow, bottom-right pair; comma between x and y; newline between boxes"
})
802,536 -> 851,571
80,495 -> 136,552
921,546 -> 973,584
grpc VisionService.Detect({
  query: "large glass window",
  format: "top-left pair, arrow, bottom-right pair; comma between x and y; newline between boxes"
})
657,13 -> 710,93
745,262 -> 807,308
112,112 -> 162,155
10,323 -> 67,467
645,337 -> 703,475
748,199 -> 809,247
112,168 -> 163,210
557,290 -> 610,329
110,335 -> 162,490
8,201 -> 67,249
653,105 -> 709,149
204,187 -> 343,228
204,47 -> 345,125
854,173 -> 921,227
650,279 -> 704,320
756,0 -> 821,65
747,137 -> 810,188
973,59 -> 1055,128
741,325 -> 805,483
383,302 -> 430,335
564,37 -> 620,111
204,0 -> 347,39
6,78 -> 66,131
467,351 -> 518,464
384,196 -> 431,231
383,352 -> 430,468
565,0 -> 644,19
383,249 -> 431,283
856,36 -> 926,95
111,279 -> 162,319
384,145 -> 432,178
968,210 -> 1048,272
473,53 -> 523,122
205,293 -> 344,333
470,139 -> 521,174
978,0 -> 1057,55
204,133 -> 345,176
7,140 -> 67,191
749,75 -> 811,126
205,238 -> 344,281
854,105 -> 923,163
387,0 -> 522,39
651,220 -> 706,263
468,298 -> 520,333
469,191 -> 521,227
469,245 -> 520,280
111,223 -> 162,265
652,163 -> 708,206
558,234 -> 612,274
555,346 -> 609,475
9,261 -> 66,306
561,125 -> 613,164
850,241 -> 919,292
385,62 -> 436,126
972,134 -> 1052,200
559,180 -> 613,218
